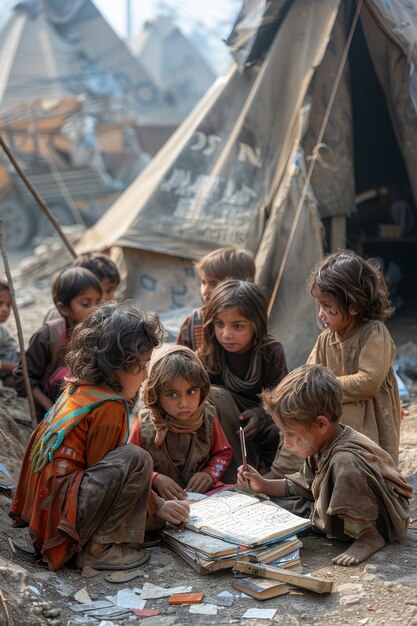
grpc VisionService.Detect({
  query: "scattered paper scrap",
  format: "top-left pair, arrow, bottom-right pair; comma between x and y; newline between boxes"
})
242,608 -> 278,619
116,588 -> 146,609
97,622 -> 116,626
140,582 -> 192,600
74,588 -> 92,604
70,600 -> 115,613
202,595 -> 234,607
189,603 -> 217,615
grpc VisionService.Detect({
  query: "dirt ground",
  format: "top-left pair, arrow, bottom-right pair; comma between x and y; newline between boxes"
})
1,246 -> 417,626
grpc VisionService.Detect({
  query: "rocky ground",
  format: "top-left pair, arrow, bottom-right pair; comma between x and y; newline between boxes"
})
0,241 -> 417,626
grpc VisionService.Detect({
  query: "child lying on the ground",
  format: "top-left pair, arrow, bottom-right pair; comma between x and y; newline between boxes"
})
237,364 -> 412,567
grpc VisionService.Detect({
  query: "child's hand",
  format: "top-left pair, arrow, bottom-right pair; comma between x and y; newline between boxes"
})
237,464 -> 265,492
153,474 -> 187,500
238,411 -> 259,440
157,500 -> 190,525
186,472 -> 214,494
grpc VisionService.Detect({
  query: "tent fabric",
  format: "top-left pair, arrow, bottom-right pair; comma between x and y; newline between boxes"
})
77,0 -> 417,368
303,0 -> 417,219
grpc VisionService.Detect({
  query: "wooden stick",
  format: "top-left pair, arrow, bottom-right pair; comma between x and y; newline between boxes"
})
234,560 -> 333,594
0,589 -> 11,626
0,221 -> 38,427
0,134 -> 77,259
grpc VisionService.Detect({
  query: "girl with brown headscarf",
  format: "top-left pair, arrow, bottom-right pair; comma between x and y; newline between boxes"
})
129,344 -> 232,499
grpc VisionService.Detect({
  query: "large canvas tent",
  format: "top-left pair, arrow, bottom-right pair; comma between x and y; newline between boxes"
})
77,0 -> 417,368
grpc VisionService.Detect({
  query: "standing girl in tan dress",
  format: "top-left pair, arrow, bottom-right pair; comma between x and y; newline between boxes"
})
307,249 -> 401,463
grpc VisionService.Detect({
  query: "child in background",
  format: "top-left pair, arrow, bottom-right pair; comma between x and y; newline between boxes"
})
14,267 -> 102,421
43,252 -> 121,323
177,247 -> 256,351
10,303 -> 189,571
130,344 -> 232,499
238,365 -> 411,567
0,279 -> 19,387
199,279 -> 288,482
308,249 -> 401,462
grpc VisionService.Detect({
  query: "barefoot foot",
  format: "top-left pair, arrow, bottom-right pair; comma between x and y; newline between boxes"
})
332,526 -> 385,566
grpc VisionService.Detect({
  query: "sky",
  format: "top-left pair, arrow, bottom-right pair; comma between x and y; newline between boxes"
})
92,0 -> 242,73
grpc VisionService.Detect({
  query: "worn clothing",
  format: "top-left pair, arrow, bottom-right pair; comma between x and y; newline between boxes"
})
14,318 -> 69,418
10,384 -> 163,570
272,320 -> 401,477
286,426 -> 411,541
0,323 -> 19,380
176,308 -> 204,351
208,341 -> 287,482
131,403 -> 232,491
307,320 -> 401,463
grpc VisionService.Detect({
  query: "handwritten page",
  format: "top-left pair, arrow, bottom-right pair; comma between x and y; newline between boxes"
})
188,491 -> 259,529
208,501 -> 310,545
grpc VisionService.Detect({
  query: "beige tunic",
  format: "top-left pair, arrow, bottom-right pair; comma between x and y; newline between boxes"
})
307,320 -> 401,463
287,426 -> 411,542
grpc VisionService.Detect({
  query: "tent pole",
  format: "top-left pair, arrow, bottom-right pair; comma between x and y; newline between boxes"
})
0,221 -> 38,427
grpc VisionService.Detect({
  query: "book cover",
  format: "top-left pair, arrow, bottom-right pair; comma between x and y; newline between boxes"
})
232,577 -> 290,600
187,491 -> 311,546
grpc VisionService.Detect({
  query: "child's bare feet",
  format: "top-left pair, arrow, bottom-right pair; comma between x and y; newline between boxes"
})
332,526 -> 385,566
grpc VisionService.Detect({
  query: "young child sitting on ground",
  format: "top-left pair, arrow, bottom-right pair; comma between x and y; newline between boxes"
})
0,278 -> 19,387
129,344 -> 232,499
43,251 -> 121,323
199,279 -> 288,482
177,247 -> 255,351
237,364 -> 411,567
14,267 -> 102,421
10,302 -> 190,571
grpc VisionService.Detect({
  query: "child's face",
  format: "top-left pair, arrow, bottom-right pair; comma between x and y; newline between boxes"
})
275,417 -> 321,458
213,306 -> 255,354
60,288 -> 102,327
118,351 -> 152,400
0,290 -> 11,323
312,287 -> 359,340
200,273 -> 219,305
101,278 -> 118,302
159,376 -> 201,422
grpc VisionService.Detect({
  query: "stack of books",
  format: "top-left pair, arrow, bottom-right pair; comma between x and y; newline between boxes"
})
160,490 -> 311,576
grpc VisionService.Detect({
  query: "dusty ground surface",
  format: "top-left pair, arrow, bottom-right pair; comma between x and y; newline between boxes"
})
0,243 -> 417,626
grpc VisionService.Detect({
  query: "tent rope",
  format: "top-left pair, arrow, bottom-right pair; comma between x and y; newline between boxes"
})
267,0 -> 364,319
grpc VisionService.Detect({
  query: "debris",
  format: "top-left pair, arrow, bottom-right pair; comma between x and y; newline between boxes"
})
168,592 -> 204,605
132,609 -> 162,617
105,569 -> 144,584
81,566 -> 100,579
202,595 -> 235,607
140,582 -> 192,599
74,588 -> 92,604
115,588 -> 145,609
189,603 -> 217,615
242,607 -> 277,619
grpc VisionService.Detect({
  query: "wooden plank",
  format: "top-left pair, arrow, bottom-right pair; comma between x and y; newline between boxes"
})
234,561 -> 333,594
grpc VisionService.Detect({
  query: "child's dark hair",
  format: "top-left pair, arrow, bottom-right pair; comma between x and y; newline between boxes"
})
200,279 -> 268,374
262,364 -> 342,428
51,267 -> 102,307
72,252 -> 121,286
0,278 -> 10,293
309,250 -> 394,323
195,247 -> 255,282
143,350 -> 210,411
65,302 -> 164,392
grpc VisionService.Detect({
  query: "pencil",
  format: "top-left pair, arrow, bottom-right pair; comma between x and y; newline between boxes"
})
239,427 -> 248,472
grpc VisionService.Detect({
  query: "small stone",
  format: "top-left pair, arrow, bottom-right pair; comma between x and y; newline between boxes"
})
340,595 -> 362,606
42,608 -> 60,618
364,564 -> 377,574
363,574 -> 376,582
